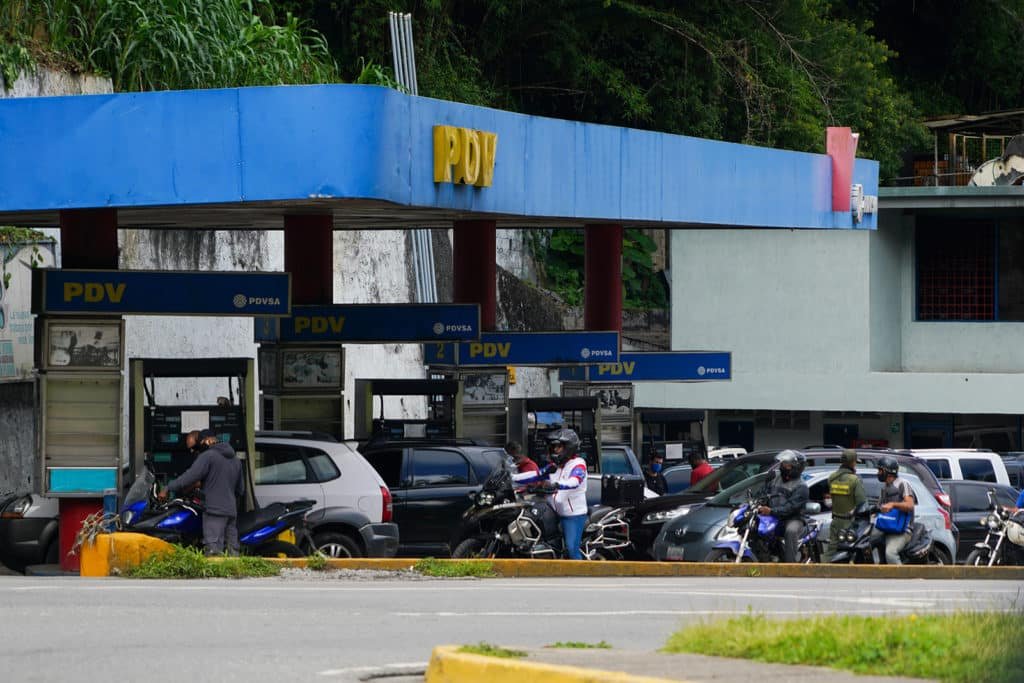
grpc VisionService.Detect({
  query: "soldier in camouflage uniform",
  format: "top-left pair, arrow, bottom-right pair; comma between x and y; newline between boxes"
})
827,449 -> 867,561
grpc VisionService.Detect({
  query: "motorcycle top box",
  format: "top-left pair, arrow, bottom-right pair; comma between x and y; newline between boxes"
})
601,474 -> 645,508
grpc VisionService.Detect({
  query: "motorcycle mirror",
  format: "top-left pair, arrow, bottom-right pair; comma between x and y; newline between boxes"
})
804,502 -> 822,515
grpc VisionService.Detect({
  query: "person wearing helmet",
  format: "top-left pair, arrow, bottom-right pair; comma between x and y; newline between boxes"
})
826,449 -> 867,560
870,456 -> 915,565
756,449 -> 810,562
514,428 -> 589,559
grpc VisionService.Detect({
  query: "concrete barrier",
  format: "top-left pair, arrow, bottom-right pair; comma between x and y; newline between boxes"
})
79,532 -> 175,577
424,645 -> 678,683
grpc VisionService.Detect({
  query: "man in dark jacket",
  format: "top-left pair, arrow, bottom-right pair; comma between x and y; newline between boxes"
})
756,449 -> 809,562
160,429 -> 245,555
644,453 -> 668,495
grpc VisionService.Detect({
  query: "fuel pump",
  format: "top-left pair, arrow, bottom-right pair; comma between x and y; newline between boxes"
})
508,396 -> 601,471
353,378 -> 463,442
128,357 -> 257,510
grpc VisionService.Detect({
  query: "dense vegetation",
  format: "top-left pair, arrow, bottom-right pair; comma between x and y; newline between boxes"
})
3,1 -> 1022,308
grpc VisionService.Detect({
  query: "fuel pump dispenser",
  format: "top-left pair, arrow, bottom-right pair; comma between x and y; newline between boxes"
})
128,357 -> 257,510
636,408 -> 706,466
353,378 -> 463,442
508,396 -> 601,471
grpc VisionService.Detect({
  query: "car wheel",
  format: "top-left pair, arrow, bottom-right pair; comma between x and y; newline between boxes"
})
927,546 -> 952,566
314,532 -> 362,558
44,539 -> 59,565
451,537 -> 487,559
253,541 -> 304,558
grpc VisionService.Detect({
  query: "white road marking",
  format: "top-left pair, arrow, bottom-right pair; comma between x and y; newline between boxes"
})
391,608 -> 974,617
316,662 -> 426,677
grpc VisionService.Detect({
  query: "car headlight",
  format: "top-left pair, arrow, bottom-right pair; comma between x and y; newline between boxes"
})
643,507 -> 692,524
8,495 -> 32,518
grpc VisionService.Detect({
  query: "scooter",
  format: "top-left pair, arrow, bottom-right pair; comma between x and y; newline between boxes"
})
120,467 -> 313,557
829,502 -> 938,565
704,490 -> 821,563
450,461 -> 631,560
964,490 -> 1024,567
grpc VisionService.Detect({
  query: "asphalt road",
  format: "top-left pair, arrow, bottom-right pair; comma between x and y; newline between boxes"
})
0,571 -> 1020,682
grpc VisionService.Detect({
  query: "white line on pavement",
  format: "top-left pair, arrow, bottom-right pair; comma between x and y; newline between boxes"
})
316,662 -> 426,677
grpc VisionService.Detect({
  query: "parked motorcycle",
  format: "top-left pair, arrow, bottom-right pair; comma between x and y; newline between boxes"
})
704,490 -> 822,563
964,490 -> 1024,567
449,462 -> 631,560
829,502 -> 940,565
120,468 -> 313,557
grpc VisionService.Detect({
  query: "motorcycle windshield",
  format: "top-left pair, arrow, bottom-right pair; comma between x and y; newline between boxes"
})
481,462 -> 514,496
122,469 -> 155,510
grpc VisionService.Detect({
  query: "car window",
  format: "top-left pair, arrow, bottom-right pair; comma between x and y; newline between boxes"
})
707,472 -> 772,506
601,449 -> 633,475
955,485 -> 990,512
365,449 -> 403,488
925,459 -> 952,479
1006,465 -> 1024,490
808,479 -> 830,504
960,458 -> 997,483
306,448 -> 340,483
254,445 -> 309,485
857,476 -> 883,501
996,488 -> 1018,507
411,449 -> 470,487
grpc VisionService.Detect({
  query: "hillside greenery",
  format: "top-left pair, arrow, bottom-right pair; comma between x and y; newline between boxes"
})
3,1 -> 1022,308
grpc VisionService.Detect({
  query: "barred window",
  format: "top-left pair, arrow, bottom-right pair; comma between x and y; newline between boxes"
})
916,221 -> 995,320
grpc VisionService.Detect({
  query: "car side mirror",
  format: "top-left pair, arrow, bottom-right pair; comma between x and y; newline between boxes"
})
804,502 -> 822,515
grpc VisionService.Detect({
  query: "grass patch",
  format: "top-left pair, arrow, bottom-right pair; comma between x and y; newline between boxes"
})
546,641 -> 612,649
413,557 -> 496,578
664,612 -> 1024,683
123,545 -> 279,579
458,642 -> 526,659
305,553 -> 328,571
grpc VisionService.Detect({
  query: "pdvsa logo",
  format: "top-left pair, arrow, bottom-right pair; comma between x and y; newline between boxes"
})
234,294 -> 282,309
698,366 -> 726,376
434,322 -> 472,335
583,348 -> 613,359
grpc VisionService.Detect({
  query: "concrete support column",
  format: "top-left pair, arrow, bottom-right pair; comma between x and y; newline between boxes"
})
56,208 -> 118,572
453,220 -> 496,331
284,214 -> 334,304
584,223 -> 623,333
59,208 -> 118,269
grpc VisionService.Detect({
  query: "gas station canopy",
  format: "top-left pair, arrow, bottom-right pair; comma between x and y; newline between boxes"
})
0,84 -> 877,230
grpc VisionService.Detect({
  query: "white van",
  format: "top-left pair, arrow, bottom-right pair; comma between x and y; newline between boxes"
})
909,449 -> 1011,486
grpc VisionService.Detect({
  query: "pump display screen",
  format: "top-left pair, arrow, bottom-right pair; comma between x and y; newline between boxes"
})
145,405 -> 247,455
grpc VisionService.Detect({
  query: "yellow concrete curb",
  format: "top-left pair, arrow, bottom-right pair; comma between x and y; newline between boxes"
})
80,532 -> 175,577
262,557 -> 1024,580
424,645 -> 679,683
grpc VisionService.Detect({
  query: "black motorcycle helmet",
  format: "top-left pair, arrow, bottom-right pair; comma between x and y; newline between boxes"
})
775,449 -> 806,482
547,428 -> 580,464
877,456 -> 899,482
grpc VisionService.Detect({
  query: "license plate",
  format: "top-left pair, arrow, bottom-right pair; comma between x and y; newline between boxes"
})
665,546 -> 685,561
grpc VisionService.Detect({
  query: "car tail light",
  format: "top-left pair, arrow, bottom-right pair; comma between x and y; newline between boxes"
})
938,504 -> 952,530
934,490 -> 952,510
380,486 -> 393,523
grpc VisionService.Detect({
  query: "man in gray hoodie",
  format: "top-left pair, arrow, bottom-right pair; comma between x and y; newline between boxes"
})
160,429 -> 245,555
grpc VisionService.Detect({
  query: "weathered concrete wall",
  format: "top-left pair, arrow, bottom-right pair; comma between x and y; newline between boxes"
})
0,381 -> 35,495
0,67 -> 112,99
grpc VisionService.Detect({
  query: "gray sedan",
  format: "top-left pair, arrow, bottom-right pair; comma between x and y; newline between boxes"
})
652,467 -> 957,564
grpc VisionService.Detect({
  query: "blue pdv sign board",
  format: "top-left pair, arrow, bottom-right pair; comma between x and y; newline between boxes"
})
255,304 -> 480,343
425,331 -> 619,367
559,351 -> 732,382
34,269 -> 291,316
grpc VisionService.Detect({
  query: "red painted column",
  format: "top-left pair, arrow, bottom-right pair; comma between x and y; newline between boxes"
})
584,223 -> 623,333
284,215 -> 334,305
453,220 -> 496,331
57,209 -> 118,571
59,208 -> 118,269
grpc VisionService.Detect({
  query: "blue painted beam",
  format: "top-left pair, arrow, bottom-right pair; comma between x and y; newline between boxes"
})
0,85 -> 877,229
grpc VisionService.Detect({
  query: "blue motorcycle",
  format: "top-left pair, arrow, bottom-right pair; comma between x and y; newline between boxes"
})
704,491 -> 821,563
120,468 -> 313,557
